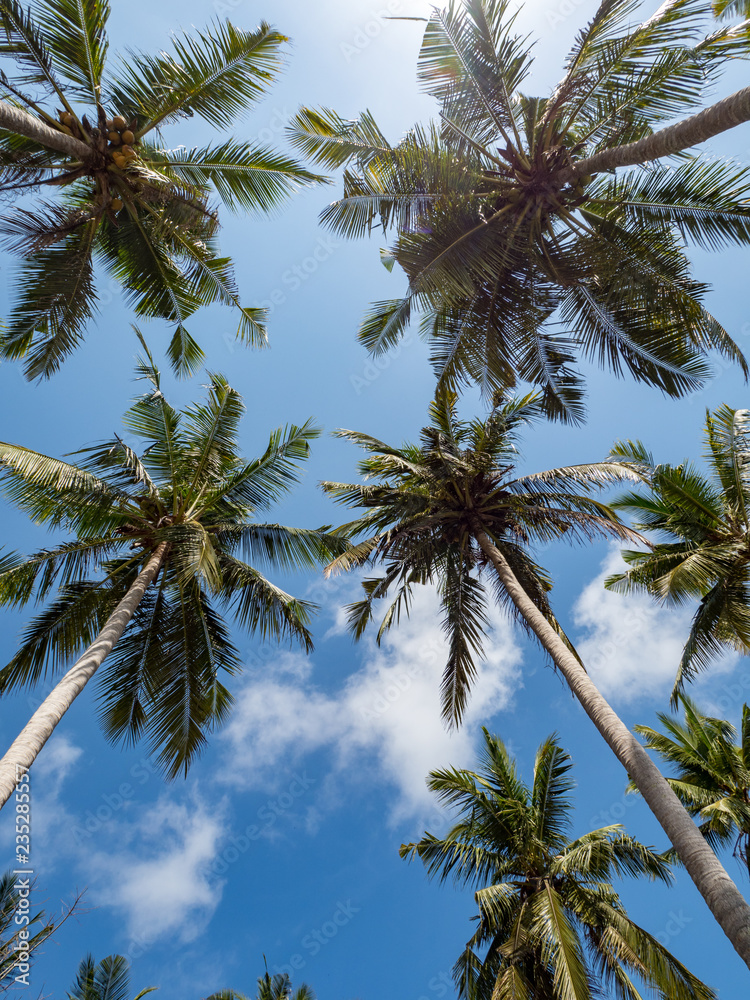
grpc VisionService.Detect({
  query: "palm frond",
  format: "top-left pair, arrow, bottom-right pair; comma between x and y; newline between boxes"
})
33,0 -> 109,103
107,20 -> 285,133
148,139 -> 324,214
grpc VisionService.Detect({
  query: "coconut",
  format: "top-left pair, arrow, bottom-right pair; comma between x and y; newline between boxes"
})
61,112 -> 74,125
111,198 -> 124,212
108,132 -> 121,144
112,115 -> 127,130
121,130 -> 135,145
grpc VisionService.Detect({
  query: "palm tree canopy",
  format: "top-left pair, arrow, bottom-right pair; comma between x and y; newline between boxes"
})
0,0 -> 325,379
633,695 -> 750,874
207,971 -> 316,1000
289,0 -> 750,422
67,954 -> 156,1000
606,404 -> 750,701
0,336 -> 345,777
0,871 -> 56,989
401,729 -> 715,1000
322,389 -> 642,724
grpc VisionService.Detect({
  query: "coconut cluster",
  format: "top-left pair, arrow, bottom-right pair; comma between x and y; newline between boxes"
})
105,114 -> 138,165
53,109 -> 142,216
105,116 -> 140,212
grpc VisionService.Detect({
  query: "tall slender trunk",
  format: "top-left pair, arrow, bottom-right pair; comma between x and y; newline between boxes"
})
558,84 -> 750,184
0,98 -> 91,160
0,543 -> 168,810
474,529 -> 750,969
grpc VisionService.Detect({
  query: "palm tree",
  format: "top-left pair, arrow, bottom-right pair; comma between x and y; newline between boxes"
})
0,0 -> 323,379
322,390 -> 750,967
0,870 -> 74,990
0,336 -> 344,806
633,695 -> 750,876
289,0 -> 750,422
208,972 -> 316,1000
65,957 -> 314,1000
401,729 -> 716,1000
605,405 -> 750,703
68,955 -> 155,1000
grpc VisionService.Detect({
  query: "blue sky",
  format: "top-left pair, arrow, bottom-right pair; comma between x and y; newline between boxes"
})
1,0 -> 750,997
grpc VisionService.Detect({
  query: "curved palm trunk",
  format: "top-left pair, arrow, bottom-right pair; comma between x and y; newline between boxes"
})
474,529 -> 750,969
559,84 -> 750,183
0,98 -> 91,160
0,543 -> 168,810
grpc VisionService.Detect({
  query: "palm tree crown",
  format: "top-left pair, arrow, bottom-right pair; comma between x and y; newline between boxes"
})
606,405 -> 750,702
0,0 -> 323,379
0,338 -> 342,776
634,695 -> 750,875
290,0 -> 750,422
208,972 -> 316,1000
67,954 -> 155,1000
322,389 -> 639,723
401,729 -> 715,1000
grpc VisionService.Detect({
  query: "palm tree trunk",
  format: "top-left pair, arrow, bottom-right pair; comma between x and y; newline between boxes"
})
474,529 -> 750,969
0,98 -> 91,160
0,543 -> 168,811
558,84 -> 750,183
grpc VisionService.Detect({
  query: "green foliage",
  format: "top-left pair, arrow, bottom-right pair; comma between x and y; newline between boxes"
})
206,972 -> 316,1000
401,729 -> 715,1000
289,0 -> 750,422
606,405 -> 750,701
0,871 -> 56,989
635,696 -> 750,873
322,389 -> 641,724
67,954 -> 156,1000
0,342 -> 346,777
0,3 -> 325,377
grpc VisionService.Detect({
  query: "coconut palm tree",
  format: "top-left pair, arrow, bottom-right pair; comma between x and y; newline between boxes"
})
402,729 -> 716,1000
322,390 -> 750,967
289,0 -> 750,422
208,972 -> 316,1000
0,870 -> 75,990
0,336 -> 344,807
605,405 -> 750,703
68,955 -> 155,1000
0,0 -> 323,379
633,695 -> 750,876
66,958 -> 314,1000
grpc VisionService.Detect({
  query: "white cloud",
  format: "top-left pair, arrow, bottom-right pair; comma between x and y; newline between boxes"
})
220,585 -> 523,824
572,547 -> 739,703
0,736 -> 227,946
34,733 -> 83,784
87,790 -> 227,945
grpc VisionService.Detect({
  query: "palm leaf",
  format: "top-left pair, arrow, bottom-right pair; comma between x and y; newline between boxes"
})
107,20 -> 285,134
33,0 -> 109,103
